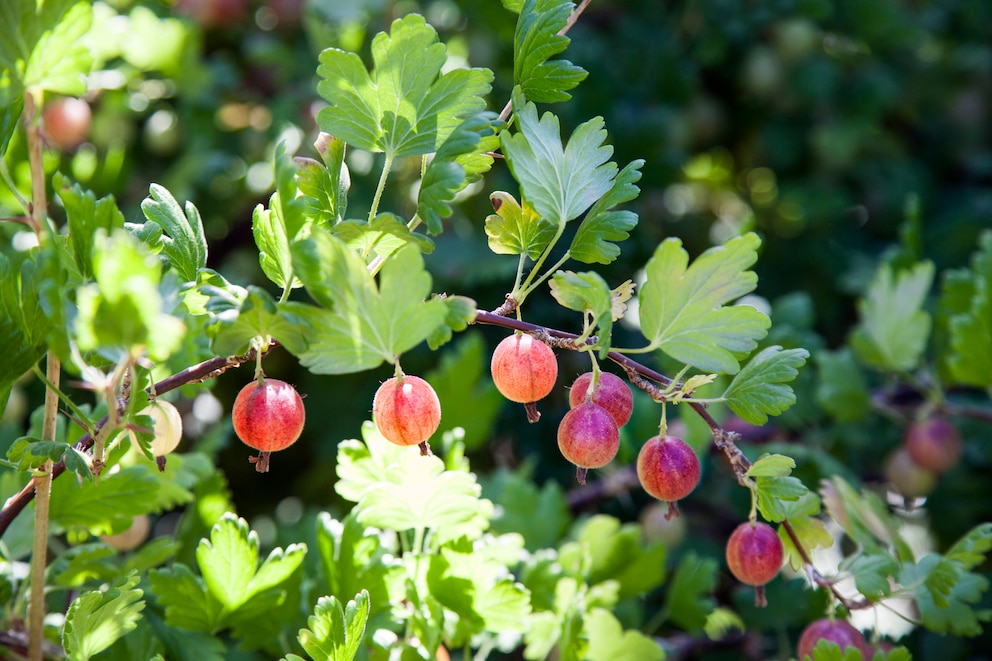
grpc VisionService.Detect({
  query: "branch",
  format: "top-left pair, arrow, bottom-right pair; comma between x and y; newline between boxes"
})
0,345 -> 269,537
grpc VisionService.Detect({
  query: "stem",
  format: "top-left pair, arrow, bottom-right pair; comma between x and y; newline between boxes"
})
368,152 -> 394,226
517,248 -> 572,302
30,364 -> 97,438
514,226 -> 564,303
0,159 -> 30,216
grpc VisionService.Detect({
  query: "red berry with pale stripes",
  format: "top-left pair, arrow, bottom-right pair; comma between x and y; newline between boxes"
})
373,375 -> 441,447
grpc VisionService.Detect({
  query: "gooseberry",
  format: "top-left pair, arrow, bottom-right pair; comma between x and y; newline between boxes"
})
373,375 -> 441,453
42,97 -> 91,151
490,333 -> 558,422
883,446 -> 937,499
725,521 -> 784,605
636,435 -> 701,519
232,378 -> 305,472
100,515 -> 151,552
904,416 -> 962,474
130,400 -> 184,458
557,401 -> 620,484
568,371 -> 633,428
797,618 -> 870,661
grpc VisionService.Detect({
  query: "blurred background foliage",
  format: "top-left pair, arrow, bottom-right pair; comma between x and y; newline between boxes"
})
1,0 -> 991,655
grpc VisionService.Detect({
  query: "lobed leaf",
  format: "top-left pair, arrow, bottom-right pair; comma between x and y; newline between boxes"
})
664,551 -> 718,632
638,233 -> 769,374
54,173 -> 126,282
779,516 -> 833,572
850,260 -> 934,372
484,191 -> 557,260
63,572 -> 144,661
292,232 -> 447,373
584,608 -> 664,661
549,270 -> 615,355
296,591 -> 370,661
722,346 -> 810,424
502,89 -> 617,225
207,286 -> 312,357
140,184 -> 208,284
814,348 -> 871,423
568,159 -> 643,264
514,0 -> 588,103
316,14 -> 492,158
945,231 -> 992,392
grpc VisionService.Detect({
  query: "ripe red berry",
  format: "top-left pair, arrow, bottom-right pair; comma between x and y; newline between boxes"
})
568,371 -> 633,428
797,619 -> 870,661
490,333 -> 558,422
726,521 -> 784,587
904,416 -> 962,474
42,97 -> 91,151
232,378 -> 305,472
557,401 -> 620,484
636,435 -> 700,518
372,375 -> 441,451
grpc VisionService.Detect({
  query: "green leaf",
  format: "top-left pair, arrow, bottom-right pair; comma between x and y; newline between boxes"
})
148,563 -> 220,633
196,513 -> 307,615
664,551 -> 718,632
297,591 -> 371,661
746,454 -> 796,478
722,346 -> 809,424
549,270 -> 615,353
754,475 -> 808,523
292,232 -> 447,374
900,553 -> 991,637
207,286 -> 312,356
331,214 -> 434,261
426,332 -> 504,450
0,95 -> 23,157
74,229 -> 186,361
584,608 -> 664,661
945,231 -> 992,391
0,255 -> 53,412
316,13 -> 493,158
807,640 -> 868,661
49,465 -> 158,535
703,607 -> 745,641
315,512 -> 404,629
254,145 -> 308,289
845,553 -> 897,600
355,451 -> 491,541
54,173 -> 126,281
484,191 -> 557,260
427,544 -> 531,638
946,522 -> 992,569
558,515 -> 667,600
568,159 -> 643,264
639,233 -> 770,374
0,0 -> 94,95
63,572 -> 144,661
483,468 -> 570,551
502,90 -> 618,225
418,112 -> 496,234
815,348 -> 871,423
514,0 -> 588,103
140,184 -> 208,283
850,261 -> 934,372
820,477 -> 906,553
295,156 -> 343,227
6,438 -> 90,480
426,294 -> 478,351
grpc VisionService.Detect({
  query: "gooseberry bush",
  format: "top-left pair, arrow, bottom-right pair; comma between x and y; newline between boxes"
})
0,1 -> 991,660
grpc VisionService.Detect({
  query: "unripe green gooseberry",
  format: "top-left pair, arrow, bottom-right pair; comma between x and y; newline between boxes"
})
130,400 -> 184,456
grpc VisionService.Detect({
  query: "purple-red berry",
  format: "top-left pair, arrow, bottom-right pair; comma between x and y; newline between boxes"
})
232,378 -> 305,472
797,619 -> 870,661
568,371 -> 633,428
636,435 -> 701,517
557,402 -> 620,483
904,417 -> 962,474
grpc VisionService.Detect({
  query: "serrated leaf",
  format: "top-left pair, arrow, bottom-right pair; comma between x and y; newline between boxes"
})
355,452 -> 491,540
139,185 -> 207,283
484,191 -> 557,259
899,553 -> 991,636
845,553 -> 897,600
332,214 -> 434,261
316,14 -> 492,158
297,591 -> 370,661
254,146 -> 308,289
292,232 -> 447,374
418,112 -> 496,234
549,270 -> 615,354
206,286 -> 312,356
946,231 -> 992,391
820,477 -> 904,552
569,159 -> 643,264
755,475 -> 808,523
514,0 -> 588,103
49,465 -> 158,535
722,346 -> 809,424
63,572 -> 144,661
296,137 -> 348,227
850,261 -> 934,372
946,522 -> 992,569
815,348 -> 871,423
196,513 -> 306,614
0,256 -> 51,413
664,551 -> 718,632
746,454 -> 796,478
703,607 -> 745,640
639,233 -> 770,374
148,564 -> 219,633
484,468 -> 570,551
54,173 -> 126,281
426,294 -> 478,351
807,640 -> 867,661
0,0 -> 94,95
74,229 -> 186,361
584,608 -> 664,661
502,89 -> 617,225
